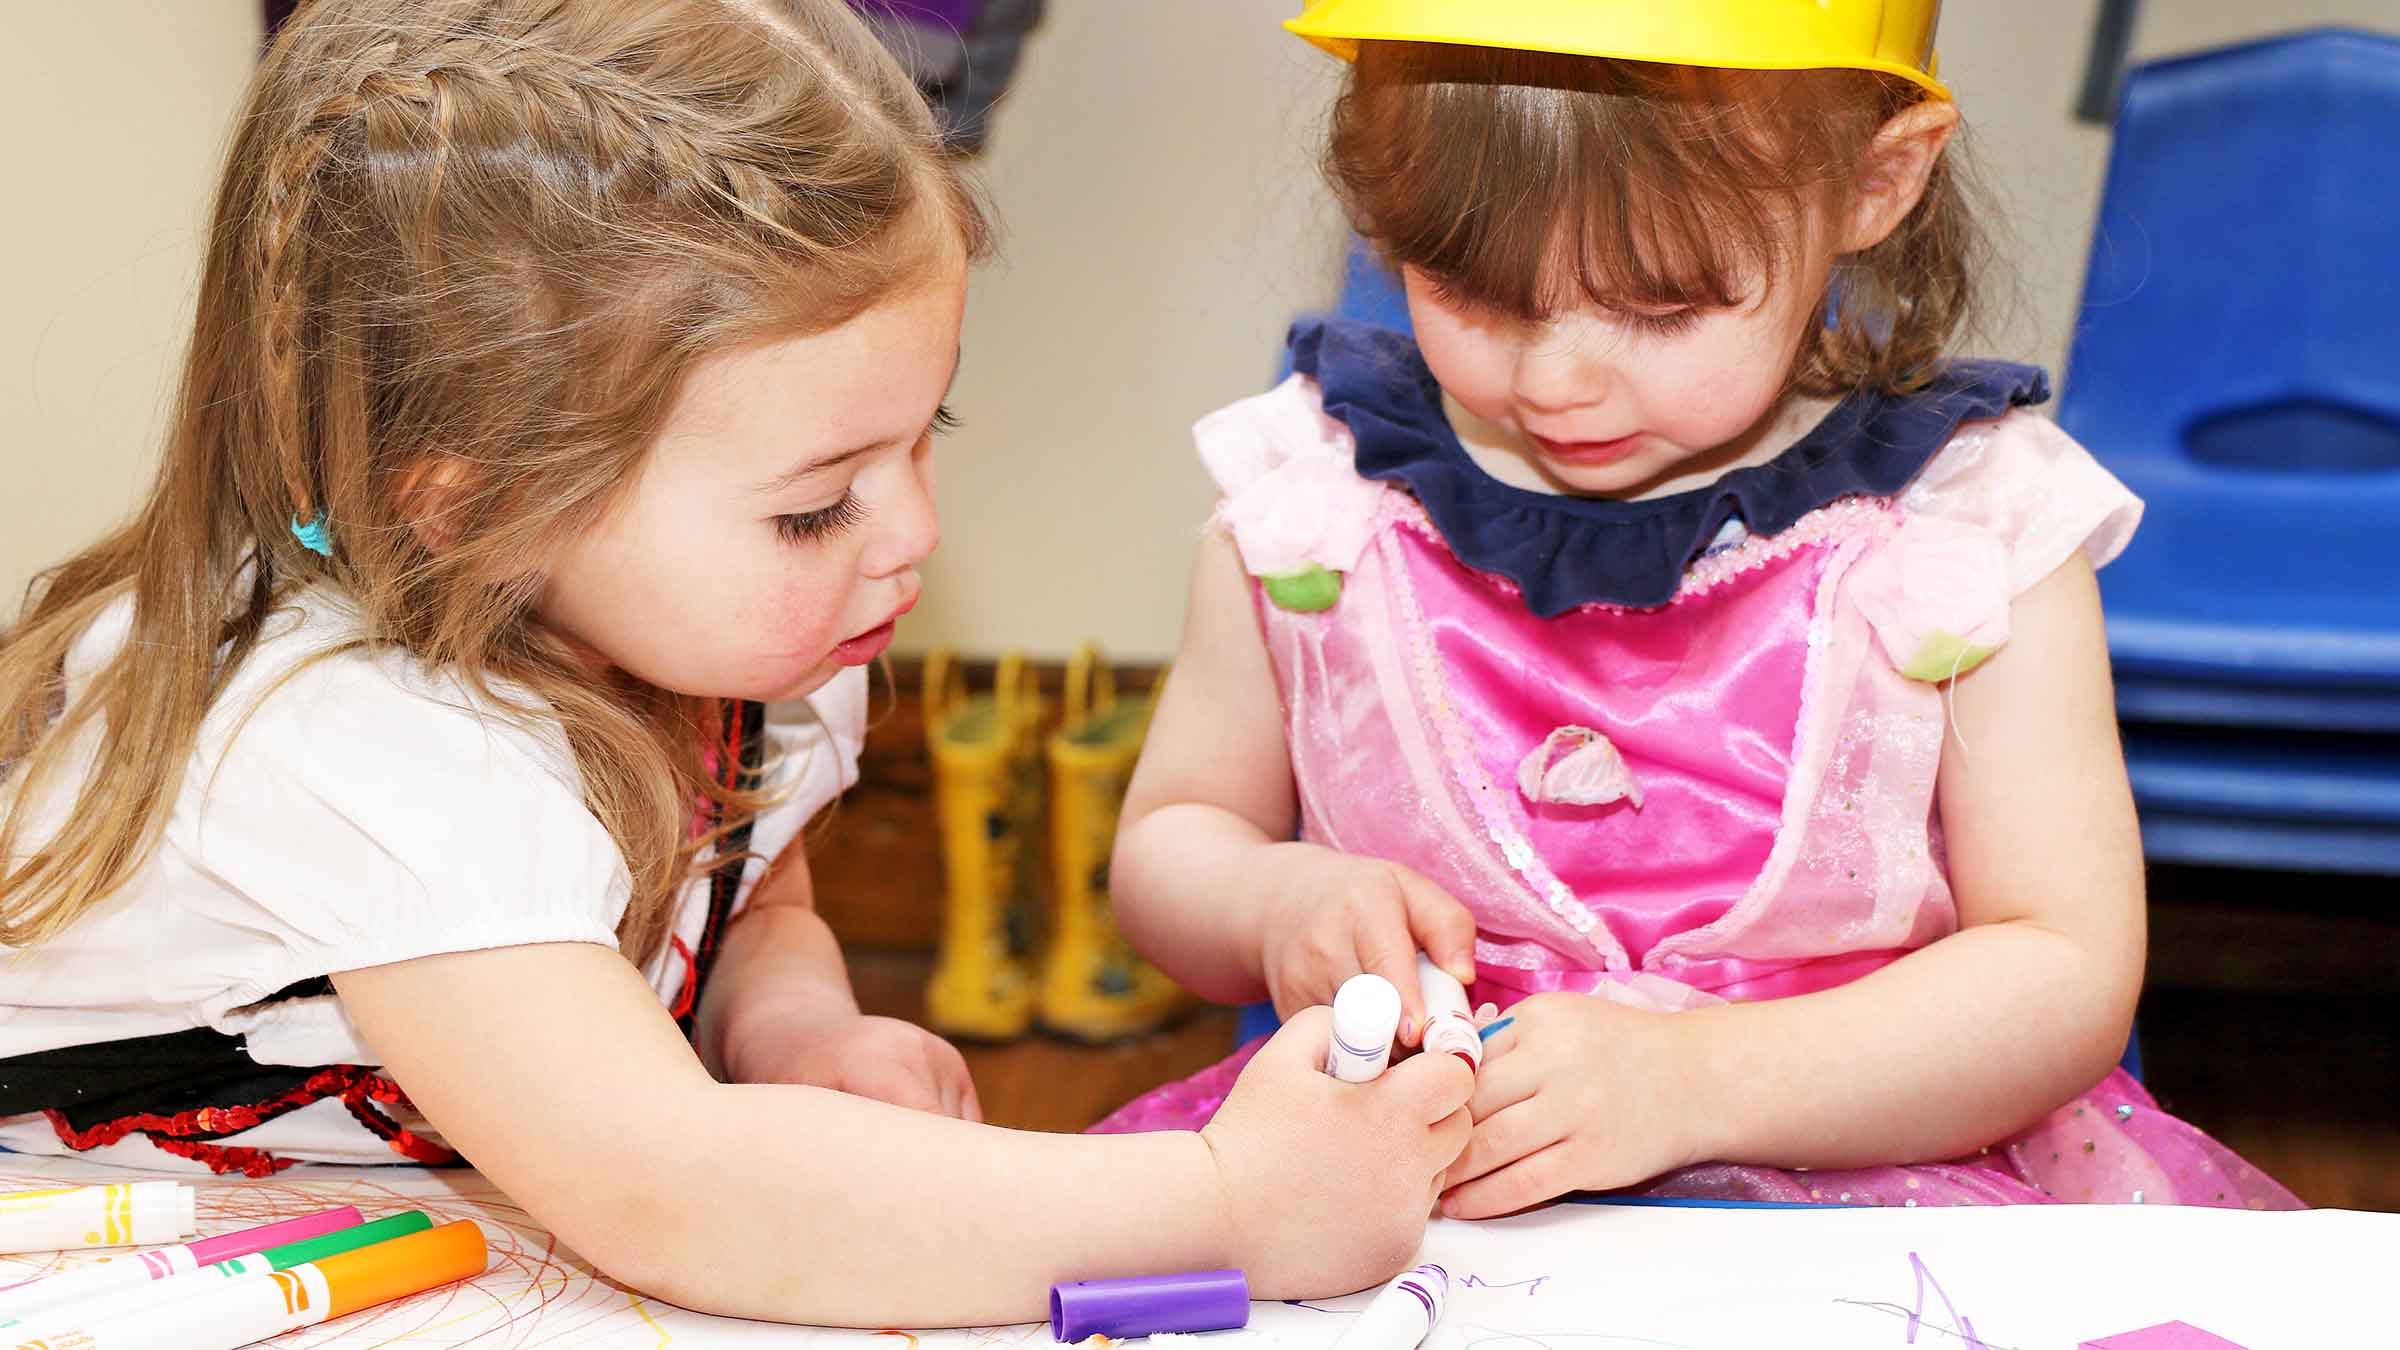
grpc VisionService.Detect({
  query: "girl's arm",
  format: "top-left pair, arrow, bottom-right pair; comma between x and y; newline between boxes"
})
1448,557 -> 2146,1213
693,849 -> 856,1076
1110,527 -> 1303,1002
1685,553 -> 2146,1163
694,839 -> 979,1120
336,942 -> 1473,1326
1111,528 -> 1476,1033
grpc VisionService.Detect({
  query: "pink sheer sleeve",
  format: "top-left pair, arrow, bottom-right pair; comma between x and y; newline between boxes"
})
1899,409 -> 2144,596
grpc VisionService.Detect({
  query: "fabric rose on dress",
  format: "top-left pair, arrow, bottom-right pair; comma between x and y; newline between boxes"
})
1517,725 -> 1643,809
1195,375 -> 1387,611
1850,514 -> 2014,682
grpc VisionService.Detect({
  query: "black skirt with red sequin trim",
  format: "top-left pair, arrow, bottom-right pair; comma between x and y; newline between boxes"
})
0,700 -> 766,1176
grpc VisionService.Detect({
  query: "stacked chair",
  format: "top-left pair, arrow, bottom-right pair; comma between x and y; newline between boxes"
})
2058,29 -> 2400,875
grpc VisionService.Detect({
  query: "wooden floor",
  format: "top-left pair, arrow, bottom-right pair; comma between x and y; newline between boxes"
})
849,951 -> 1238,1134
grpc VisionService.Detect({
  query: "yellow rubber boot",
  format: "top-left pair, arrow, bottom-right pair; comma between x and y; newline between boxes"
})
1038,644 -> 1195,1042
923,649 -> 1047,1041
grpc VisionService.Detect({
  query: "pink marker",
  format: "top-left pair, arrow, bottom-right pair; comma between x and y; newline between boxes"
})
0,1207 -> 361,1322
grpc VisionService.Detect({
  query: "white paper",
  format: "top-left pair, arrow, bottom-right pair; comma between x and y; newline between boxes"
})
0,1154 -> 2383,1347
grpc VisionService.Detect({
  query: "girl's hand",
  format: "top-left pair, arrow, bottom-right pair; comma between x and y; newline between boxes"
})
1254,844 -> 1478,1045
1440,993 -> 1700,1218
733,1013 -> 982,1122
1202,1005 -> 1473,1298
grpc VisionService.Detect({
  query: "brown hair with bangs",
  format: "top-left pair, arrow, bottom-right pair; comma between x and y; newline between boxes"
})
1326,42 -> 1983,395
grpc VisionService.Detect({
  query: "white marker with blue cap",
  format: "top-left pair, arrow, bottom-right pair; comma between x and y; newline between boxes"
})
1324,973 -> 1402,1081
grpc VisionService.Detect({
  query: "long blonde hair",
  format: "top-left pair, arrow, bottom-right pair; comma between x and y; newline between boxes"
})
0,0 -> 986,960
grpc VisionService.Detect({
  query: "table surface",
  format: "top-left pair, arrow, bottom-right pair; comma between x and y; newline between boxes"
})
2,1152 -> 2387,1348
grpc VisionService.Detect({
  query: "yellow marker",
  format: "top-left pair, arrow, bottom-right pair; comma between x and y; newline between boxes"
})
0,1185 -> 195,1256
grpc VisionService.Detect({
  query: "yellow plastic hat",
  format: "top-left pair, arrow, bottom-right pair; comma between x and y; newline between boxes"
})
1287,0 -> 1950,100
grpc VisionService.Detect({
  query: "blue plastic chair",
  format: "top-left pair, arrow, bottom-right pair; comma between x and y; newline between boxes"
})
1273,238 -> 1414,382
2058,29 -> 2400,732
2118,724 -> 2400,874
1333,239 -> 1413,333
2057,29 -> 2400,874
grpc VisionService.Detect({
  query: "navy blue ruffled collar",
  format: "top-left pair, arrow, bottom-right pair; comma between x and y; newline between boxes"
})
1289,318 -> 2050,615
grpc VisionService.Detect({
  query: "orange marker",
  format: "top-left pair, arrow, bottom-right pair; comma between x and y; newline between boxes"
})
15,1220 -> 487,1350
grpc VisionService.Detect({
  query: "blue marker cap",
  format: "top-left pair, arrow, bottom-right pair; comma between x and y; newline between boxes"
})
1050,1269 -> 1249,1342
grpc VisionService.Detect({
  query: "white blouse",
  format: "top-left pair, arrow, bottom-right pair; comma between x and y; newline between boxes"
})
0,587 -> 864,1168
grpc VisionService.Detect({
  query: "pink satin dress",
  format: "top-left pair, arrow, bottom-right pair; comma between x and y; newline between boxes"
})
1090,321 -> 2300,1212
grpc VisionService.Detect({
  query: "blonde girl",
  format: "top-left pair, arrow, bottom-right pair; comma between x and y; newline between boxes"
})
0,0 -> 1469,1324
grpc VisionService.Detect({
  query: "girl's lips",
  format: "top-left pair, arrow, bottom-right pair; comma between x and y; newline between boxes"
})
1529,431 -> 1644,467
832,621 -> 895,666
831,586 -> 917,666
831,582 -> 918,666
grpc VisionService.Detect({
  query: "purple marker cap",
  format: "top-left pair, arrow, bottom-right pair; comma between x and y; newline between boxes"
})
186,1207 -> 364,1266
1050,1269 -> 1250,1343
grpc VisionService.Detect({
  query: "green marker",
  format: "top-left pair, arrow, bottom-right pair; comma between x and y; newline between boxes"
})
7,1211 -> 435,1338
242,1210 -> 435,1271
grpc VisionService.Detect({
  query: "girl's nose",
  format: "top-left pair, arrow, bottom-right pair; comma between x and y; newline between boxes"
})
867,450 -> 941,577
1510,326 -> 1609,418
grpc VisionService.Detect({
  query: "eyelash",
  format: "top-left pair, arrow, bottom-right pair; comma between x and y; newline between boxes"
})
1423,276 -> 1470,308
771,403 -> 959,545
774,493 -> 868,545
1423,276 -> 1701,337
1624,307 -> 1701,336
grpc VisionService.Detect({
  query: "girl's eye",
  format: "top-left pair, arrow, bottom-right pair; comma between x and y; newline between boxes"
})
774,492 -> 868,545
1625,306 -> 1701,336
1422,276 -> 1491,315
929,402 -> 961,435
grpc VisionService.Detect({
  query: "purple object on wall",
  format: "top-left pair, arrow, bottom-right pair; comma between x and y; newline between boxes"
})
849,0 -> 1042,153
852,0 -> 980,31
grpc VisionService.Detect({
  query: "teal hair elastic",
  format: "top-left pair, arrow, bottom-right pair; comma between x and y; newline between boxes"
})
289,513 -> 333,557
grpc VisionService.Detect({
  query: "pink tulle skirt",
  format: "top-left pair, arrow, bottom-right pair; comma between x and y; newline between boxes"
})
1088,1036 -> 2303,1210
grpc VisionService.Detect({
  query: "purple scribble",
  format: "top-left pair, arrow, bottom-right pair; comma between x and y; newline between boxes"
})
1906,1252 -> 1986,1350
1461,1274 -> 1553,1297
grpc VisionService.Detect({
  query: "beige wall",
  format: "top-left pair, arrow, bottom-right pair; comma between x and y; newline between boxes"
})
6,3 -> 2395,655
0,2 -> 259,618
909,0 -> 1347,662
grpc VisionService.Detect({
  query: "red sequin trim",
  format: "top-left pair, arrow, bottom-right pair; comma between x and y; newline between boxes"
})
668,934 -> 699,1021
40,1066 -> 459,1175
146,1138 -> 298,1178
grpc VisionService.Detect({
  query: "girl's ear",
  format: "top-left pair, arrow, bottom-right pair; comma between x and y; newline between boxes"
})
394,457 -> 474,553
1839,99 -> 1961,254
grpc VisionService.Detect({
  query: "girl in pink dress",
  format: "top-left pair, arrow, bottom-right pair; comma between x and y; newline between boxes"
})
1095,6 -> 2300,1215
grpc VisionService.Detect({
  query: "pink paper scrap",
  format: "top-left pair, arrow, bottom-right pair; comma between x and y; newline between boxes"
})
2080,1321 -> 2248,1350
